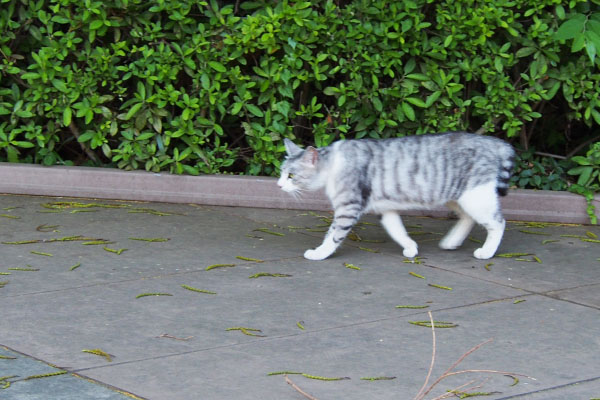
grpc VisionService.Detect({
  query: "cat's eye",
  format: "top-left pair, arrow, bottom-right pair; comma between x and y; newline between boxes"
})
288,173 -> 294,179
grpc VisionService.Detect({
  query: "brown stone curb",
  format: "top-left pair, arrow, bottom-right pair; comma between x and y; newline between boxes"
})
0,162 -> 598,224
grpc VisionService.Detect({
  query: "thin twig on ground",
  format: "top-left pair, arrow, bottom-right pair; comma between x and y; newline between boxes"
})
280,310 -> 533,400
413,314 -> 534,400
413,311 -> 437,400
285,374 -> 319,400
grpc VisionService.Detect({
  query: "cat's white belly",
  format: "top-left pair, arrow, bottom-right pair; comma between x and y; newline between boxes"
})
366,199 -> 444,214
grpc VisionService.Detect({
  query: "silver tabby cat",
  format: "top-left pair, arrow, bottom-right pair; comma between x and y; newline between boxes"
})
278,132 -> 515,260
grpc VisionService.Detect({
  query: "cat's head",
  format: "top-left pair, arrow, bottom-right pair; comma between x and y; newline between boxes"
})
277,139 -> 324,193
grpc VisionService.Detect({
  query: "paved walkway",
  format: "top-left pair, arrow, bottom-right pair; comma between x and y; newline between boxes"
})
0,194 -> 599,400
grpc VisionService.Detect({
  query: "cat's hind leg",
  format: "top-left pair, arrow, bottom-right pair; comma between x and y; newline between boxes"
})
380,211 -> 418,258
439,201 -> 475,250
304,208 -> 362,260
456,182 -> 506,260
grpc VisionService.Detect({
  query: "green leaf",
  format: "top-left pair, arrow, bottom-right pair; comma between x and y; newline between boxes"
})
52,15 -> 71,24
316,53 -> 328,62
274,101 -> 291,116
29,26 -> 42,41
201,74 -> 210,90
137,132 -> 155,140
570,156 -> 591,166
542,82 -> 561,100
231,102 -> 243,115
591,109 -> 600,125
572,34 -> 585,52
585,40 -> 597,64
184,57 -> 195,70
12,141 -> 34,148
494,57 -> 503,72
425,91 -> 441,107
51,79 -> 68,93
182,108 -> 191,120
555,15 -> 585,40
589,20 -> 600,39
197,117 -> 213,126
90,19 -> 104,30
245,104 -> 264,117
6,146 -> 19,163
287,37 -> 297,49
125,103 -> 143,120
102,143 -> 111,158
403,58 -> 416,74
556,5 -> 565,20
278,85 -> 293,99
371,74 -> 379,88
372,97 -> 383,112
208,61 -> 227,72
585,30 -> 600,62
405,97 -> 427,108
401,102 -> 415,121
405,73 -> 429,81
577,167 -> 593,185
516,47 -> 537,58
443,35 -> 453,47
77,131 -> 95,143
63,107 -> 72,126
20,72 -> 40,80
15,110 -> 34,118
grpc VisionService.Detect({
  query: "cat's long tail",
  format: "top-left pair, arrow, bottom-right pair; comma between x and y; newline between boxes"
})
496,146 -> 515,197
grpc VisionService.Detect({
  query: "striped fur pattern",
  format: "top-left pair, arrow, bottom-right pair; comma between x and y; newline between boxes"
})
278,132 -> 515,260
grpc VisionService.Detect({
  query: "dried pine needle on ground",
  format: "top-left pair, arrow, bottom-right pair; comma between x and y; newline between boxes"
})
82,348 -> 112,362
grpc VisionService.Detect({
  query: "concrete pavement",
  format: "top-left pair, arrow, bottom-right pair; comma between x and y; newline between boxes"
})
0,194 -> 599,399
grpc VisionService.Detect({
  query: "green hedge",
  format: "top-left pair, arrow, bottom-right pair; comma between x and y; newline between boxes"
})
0,0 -> 599,177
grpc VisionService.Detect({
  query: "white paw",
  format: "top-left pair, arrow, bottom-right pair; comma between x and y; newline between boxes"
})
473,248 -> 494,260
304,249 -> 328,261
402,246 -> 418,258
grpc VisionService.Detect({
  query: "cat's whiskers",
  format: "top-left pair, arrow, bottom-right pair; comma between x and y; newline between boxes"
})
289,188 -> 304,200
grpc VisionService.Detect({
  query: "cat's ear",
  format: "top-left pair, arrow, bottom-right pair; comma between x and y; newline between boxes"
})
284,138 -> 303,156
302,146 -> 319,167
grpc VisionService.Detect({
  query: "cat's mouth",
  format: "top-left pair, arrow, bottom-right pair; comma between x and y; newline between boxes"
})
277,181 -> 302,197
279,185 -> 296,193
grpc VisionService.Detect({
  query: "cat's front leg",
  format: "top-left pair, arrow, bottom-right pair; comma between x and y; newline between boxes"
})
304,211 -> 360,260
304,238 -> 337,260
